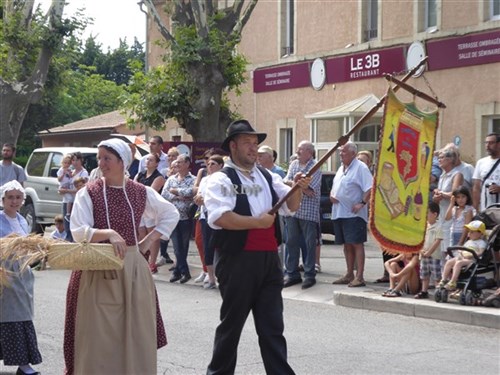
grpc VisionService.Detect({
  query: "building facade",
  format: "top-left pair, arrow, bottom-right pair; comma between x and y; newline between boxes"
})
148,0 -> 500,169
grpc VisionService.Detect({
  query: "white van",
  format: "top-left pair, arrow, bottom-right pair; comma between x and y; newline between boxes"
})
22,147 -> 98,232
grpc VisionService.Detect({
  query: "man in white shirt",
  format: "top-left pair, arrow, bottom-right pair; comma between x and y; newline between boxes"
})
473,133 -> 500,211
138,136 -> 168,175
443,143 -> 474,190
330,141 -> 373,287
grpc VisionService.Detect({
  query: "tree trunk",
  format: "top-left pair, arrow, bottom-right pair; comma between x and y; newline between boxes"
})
0,0 -> 65,146
0,82 -> 33,145
184,63 -> 227,142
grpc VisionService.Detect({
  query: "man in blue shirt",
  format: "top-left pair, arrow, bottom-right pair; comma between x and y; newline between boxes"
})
257,145 -> 286,178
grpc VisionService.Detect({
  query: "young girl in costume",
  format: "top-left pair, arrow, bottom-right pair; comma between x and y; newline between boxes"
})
0,181 -> 42,375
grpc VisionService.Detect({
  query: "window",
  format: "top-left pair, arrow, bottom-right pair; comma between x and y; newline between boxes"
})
491,118 -> 500,134
364,0 -> 378,41
279,127 -> 294,162
425,0 -> 437,30
492,0 -> 500,19
353,122 -> 381,166
280,0 -> 294,57
26,152 -> 49,177
312,119 -> 342,143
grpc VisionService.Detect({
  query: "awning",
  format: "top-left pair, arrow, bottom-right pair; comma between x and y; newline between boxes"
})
305,94 -> 382,119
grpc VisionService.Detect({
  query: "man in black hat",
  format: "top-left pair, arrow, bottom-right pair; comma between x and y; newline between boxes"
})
204,119 -> 309,375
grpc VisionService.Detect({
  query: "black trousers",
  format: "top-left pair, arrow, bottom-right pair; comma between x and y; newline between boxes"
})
207,250 -> 295,375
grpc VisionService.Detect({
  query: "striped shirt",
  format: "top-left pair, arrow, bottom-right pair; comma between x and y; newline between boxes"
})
284,158 -> 321,223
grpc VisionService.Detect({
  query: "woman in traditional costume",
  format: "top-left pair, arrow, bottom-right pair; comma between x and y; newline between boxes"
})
0,180 -> 42,375
63,138 -> 179,374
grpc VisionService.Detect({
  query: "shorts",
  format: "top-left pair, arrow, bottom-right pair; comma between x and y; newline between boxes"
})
333,217 -> 367,245
419,257 -> 442,280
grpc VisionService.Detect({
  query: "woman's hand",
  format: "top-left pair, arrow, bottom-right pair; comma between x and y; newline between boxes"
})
108,230 -> 127,259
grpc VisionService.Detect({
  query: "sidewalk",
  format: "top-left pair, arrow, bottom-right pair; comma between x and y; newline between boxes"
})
154,234 -> 500,329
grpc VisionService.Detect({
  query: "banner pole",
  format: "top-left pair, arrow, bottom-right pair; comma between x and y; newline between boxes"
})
383,74 -> 446,108
268,56 -> 429,215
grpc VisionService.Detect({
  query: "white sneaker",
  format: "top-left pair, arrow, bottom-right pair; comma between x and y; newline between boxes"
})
315,264 -> 322,273
194,272 -> 207,283
156,257 -> 167,267
203,274 -> 210,284
204,281 -> 217,289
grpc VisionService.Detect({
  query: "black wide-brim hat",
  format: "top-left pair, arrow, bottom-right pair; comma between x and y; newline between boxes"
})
221,120 -> 267,152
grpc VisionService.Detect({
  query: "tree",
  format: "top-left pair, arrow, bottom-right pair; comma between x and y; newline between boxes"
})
18,34 -> 143,151
52,67 -> 127,124
100,38 -> 145,85
0,0 -> 70,146
126,0 -> 258,142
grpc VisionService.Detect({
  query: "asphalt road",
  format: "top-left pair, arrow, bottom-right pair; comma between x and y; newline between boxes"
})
1,267 -> 498,375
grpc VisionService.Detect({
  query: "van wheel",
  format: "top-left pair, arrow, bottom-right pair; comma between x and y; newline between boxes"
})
21,203 -> 43,234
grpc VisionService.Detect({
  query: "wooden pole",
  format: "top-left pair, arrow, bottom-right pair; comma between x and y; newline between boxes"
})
269,56 -> 429,215
383,74 -> 446,108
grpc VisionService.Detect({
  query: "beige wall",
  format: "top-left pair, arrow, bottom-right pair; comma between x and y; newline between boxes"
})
239,1 -> 278,65
295,1 -> 358,55
381,1 -> 413,40
441,0 -> 478,30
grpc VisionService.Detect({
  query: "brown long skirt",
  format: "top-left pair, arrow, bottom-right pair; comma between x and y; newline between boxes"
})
65,247 -> 162,375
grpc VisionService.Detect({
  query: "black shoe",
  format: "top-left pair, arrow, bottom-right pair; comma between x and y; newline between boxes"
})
301,278 -> 316,289
16,368 -> 40,375
180,274 -> 191,284
283,278 -> 302,288
168,265 -> 176,271
164,256 -> 174,264
170,274 -> 181,283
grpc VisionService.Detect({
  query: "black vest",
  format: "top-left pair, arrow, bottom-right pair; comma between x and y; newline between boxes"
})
212,166 -> 281,254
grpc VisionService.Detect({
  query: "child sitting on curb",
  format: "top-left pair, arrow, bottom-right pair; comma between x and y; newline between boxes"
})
382,252 -> 420,297
438,220 -> 487,291
414,202 -> 443,299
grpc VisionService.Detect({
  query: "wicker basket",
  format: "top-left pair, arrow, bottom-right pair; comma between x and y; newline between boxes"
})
47,241 -> 124,271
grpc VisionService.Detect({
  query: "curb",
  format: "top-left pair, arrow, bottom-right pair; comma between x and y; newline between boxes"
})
333,290 -> 500,329
155,263 -> 500,330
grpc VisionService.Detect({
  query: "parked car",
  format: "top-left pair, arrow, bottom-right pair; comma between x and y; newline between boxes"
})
320,172 -> 335,235
21,147 -> 98,233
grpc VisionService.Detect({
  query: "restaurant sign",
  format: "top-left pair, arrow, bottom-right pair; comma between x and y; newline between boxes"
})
253,62 -> 310,93
325,46 -> 406,83
426,30 -> 500,71
253,46 -> 406,93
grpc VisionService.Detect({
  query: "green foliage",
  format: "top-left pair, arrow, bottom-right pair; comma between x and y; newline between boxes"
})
124,63 -> 197,129
78,36 -> 145,86
167,19 -> 247,91
51,66 -> 126,125
0,3 -> 87,82
125,12 -> 248,133
0,4 -> 45,81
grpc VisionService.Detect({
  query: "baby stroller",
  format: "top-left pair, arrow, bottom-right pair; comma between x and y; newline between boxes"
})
435,204 -> 500,305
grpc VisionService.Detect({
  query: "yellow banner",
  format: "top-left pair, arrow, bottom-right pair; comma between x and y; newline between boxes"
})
369,89 -> 439,253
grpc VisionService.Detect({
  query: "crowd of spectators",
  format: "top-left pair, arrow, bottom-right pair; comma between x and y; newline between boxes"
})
1,130 -> 499,374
